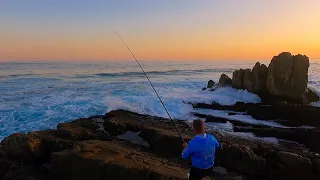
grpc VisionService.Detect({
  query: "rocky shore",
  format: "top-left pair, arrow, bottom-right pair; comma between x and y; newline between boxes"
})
0,110 -> 320,180
1,52 -> 320,180
204,52 -> 319,104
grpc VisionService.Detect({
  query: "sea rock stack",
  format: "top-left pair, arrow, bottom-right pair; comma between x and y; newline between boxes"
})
266,52 -> 309,103
242,68 -> 254,92
213,52 -> 319,104
218,74 -> 232,87
232,69 -> 245,89
231,63 -> 267,94
252,62 -> 268,93
207,80 -> 215,88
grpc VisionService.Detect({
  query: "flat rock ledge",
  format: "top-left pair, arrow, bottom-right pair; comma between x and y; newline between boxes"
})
0,110 -> 319,180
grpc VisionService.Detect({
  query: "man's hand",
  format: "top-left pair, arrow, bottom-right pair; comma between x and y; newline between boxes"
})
182,142 -> 187,148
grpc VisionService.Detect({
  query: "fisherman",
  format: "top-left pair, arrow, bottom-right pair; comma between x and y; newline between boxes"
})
182,119 -> 220,180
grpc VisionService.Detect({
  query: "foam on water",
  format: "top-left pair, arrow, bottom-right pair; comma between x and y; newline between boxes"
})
206,122 -> 234,132
227,132 -> 280,144
104,86 -> 261,120
1,61 -> 320,141
309,84 -> 320,107
192,109 -> 288,128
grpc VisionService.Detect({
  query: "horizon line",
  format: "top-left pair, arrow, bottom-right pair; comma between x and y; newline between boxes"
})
1,57 -> 320,63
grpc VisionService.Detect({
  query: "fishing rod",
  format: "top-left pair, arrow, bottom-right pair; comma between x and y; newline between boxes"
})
114,31 -> 185,143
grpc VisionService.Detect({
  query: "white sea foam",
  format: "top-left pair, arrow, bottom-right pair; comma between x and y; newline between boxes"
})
185,87 -> 261,105
192,108 -> 288,128
206,121 -> 234,132
104,86 -> 261,120
308,84 -> 320,107
227,132 -> 279,144
1,62 -> 320,141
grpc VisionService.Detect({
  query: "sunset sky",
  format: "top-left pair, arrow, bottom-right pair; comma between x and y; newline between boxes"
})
1,0 -> 319,62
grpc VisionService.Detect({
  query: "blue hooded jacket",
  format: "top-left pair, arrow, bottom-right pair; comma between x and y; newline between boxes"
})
181,133 -> 220,169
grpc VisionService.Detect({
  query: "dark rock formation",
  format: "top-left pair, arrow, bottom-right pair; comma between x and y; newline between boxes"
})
218,52 -> 317,104
0,110 -> 319,180
231,63 -> 269,95
266,52 -> 310,103
0,133 -> 43,163
231,64 -> 267,94
242,69 -> 254,92
215,143 -> 267,176
232,69 -> 244,89
103,110 -> 320,179
219,74 -> 232,87
304,88 -> 320,104
252,62 -> 268,93
51,140 -> 188,180
192,101 -> 320,127
104,110 -> 192,157
207,80 -> 215,88
192,113 -> 271,129
233,126 -> 320,153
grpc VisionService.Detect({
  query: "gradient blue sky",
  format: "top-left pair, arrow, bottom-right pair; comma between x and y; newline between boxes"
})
1,0 -> 319,61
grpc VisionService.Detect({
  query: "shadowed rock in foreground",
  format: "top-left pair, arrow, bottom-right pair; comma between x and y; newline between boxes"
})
0,110 -> 320,180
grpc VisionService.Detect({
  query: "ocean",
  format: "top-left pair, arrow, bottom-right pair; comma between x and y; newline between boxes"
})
1,61 -> 320,140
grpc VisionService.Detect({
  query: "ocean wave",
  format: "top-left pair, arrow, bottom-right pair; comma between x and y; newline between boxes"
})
1,62 -> 320,141
0,73 -> 38,78
104,86 -> 261,120
94,68 -> 235,77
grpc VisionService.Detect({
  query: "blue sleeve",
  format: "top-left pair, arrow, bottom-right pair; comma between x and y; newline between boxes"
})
211,135 -> 220,149
181,141 -> 193,159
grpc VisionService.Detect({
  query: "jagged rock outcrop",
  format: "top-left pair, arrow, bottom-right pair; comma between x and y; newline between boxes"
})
0,133 -> 43,162
252,62 -> 268,93
266,52 -> 310,103
217,52 -> 317,104
304,88 -> 320,104
1,110 -> 320,180
231,64 -> 267,94
242,69 -> 254,92
103,110 -> 320,179
193,101 -> 320,127
231,64 -> 268,94
232,69 -> 244,89
219,74 -> 232,87
207,80 -> 215,88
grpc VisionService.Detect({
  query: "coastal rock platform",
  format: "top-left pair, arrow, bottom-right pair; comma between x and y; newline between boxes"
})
0,110 -> 319,180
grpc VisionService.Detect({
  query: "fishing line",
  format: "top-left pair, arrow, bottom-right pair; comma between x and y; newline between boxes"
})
114,31 -> 185,143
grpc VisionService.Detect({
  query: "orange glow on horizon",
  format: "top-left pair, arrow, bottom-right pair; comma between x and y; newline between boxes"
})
1,1 -> 320,62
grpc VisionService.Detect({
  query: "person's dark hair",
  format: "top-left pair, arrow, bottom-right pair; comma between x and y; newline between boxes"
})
193,119 -> 204,131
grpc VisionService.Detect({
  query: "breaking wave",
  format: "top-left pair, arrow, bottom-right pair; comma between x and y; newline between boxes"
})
94,68 -> 235,77
0,61 -> 320,141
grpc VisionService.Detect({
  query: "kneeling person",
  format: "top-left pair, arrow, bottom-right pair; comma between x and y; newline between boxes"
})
181,120 -> 220,180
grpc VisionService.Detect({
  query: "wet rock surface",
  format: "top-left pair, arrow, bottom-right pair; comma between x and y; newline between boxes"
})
193,101 -> 320,127
0,110 -> 319,180
192,100 -> 320,152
